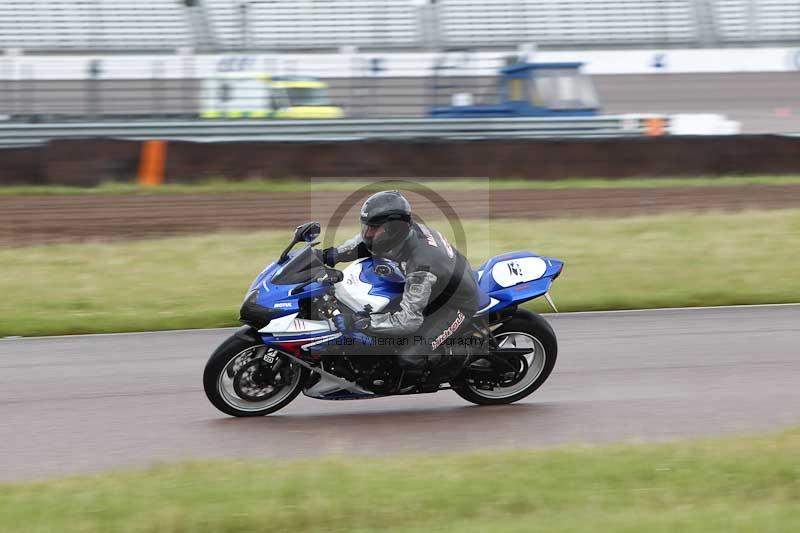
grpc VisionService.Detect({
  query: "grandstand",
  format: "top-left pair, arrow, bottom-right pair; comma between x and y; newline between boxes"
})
0,0 -> 798,52
0,0 -> 193,51
204,0 -> 420,50
437,0 -> 698,46
712,0 -> 800,42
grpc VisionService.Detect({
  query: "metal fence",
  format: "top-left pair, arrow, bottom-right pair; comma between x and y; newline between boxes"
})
0,52 -> 558,121
0,116 -> 661,147
0,52 -> 511,121
3,56 -> 800,134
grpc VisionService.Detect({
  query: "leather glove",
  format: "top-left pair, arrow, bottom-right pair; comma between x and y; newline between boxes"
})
333,312 -> 370,332
318,247 -> 338,267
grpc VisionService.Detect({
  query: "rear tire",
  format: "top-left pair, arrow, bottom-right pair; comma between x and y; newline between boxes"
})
453,309 -> 557,406
203,334 -> 307,417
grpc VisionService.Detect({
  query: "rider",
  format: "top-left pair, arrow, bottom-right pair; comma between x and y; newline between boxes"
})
320,190 -> 481,374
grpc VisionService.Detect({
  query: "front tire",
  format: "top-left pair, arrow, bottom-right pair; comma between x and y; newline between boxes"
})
454,309 -> 557,406
203,334 -> 307,417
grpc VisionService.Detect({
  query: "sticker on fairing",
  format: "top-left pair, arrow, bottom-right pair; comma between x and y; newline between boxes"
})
491,257 -> 548,288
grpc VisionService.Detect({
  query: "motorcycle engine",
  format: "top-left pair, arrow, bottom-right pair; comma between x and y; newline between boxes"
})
322,352 -> 398,394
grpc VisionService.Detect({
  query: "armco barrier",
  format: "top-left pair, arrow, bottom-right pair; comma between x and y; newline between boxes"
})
3,136 -> 800,186
0,116 -> 657,148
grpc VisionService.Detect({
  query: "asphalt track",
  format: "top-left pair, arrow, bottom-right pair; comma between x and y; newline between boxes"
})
1,304 -> 799,482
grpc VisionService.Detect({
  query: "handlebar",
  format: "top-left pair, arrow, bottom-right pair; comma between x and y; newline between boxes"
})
289,268 -> 343,295
326,269 -> 344,284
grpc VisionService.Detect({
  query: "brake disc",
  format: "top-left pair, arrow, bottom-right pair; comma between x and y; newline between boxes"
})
233,359 -> 284,402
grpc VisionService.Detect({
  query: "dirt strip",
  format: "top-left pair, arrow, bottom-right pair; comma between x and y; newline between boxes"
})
2,185 -> 800,245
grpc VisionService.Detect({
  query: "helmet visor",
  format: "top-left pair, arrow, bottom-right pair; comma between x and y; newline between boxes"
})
360,222 -> 384,247
361,219 -> 409,256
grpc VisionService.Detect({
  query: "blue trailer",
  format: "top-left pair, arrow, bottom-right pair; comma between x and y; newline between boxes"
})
428,62 -> 600,118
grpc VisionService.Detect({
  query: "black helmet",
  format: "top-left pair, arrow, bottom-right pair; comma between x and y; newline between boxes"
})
359,190 -> 412,257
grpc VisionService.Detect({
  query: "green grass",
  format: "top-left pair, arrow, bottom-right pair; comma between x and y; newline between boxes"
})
2,174 -> 800,195
1,209 -> 799,337
1,428 -> 798,532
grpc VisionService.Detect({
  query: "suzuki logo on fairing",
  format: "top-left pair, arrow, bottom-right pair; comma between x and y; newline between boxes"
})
507,261 -> 523,277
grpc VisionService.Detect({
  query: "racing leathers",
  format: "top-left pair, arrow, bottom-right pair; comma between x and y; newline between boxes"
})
323,222 -> 480,370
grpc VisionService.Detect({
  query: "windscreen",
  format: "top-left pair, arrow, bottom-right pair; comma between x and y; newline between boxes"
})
271,246 -> 325,285
531,69 -> 599,109
286,87 -> 332,106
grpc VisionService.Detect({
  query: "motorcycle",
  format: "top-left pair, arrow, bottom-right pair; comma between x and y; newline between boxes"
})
204,222 -> 564,417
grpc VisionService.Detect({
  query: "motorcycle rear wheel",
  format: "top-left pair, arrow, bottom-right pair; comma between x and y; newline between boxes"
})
204,334 -> 307,417
453,309 -> 557,406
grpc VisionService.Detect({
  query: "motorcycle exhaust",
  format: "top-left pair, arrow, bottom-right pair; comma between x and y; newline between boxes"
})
279,350 -> 374,396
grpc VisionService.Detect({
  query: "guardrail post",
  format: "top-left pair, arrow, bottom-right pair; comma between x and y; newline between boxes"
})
3,49 -> 21,120
86,59 -> 103,120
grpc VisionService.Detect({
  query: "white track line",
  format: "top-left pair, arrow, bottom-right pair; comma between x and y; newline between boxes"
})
3,303 -> 798,341
2,327 -> 236,341
546,302 -> 800,316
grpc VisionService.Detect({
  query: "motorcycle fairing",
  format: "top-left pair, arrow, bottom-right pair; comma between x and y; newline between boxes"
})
334,258 -> 405,313
474,251 -> 564,315
259,312 -> 340,356
259,313 -> 379,401
246,246 -> 563,334
245,249 -> 329,320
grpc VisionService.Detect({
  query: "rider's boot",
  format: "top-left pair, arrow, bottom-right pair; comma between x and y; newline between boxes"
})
469,358 -> 492,369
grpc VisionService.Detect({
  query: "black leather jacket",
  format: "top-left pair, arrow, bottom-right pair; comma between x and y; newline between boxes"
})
329,222 -> 480,335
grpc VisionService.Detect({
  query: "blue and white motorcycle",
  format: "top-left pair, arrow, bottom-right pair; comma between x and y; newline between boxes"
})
204,222 -> 564,417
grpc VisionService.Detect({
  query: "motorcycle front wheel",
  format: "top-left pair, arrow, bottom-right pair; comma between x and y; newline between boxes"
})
453,309 -> 557,406
203,334 -> 307,417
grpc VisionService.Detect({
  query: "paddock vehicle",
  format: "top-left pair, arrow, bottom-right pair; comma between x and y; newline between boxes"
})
200,73 -> 344,119
428,61 -> 599,118
204,222 -> 563,417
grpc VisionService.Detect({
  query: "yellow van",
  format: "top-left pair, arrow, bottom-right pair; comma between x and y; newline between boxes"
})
200,72 -> 344,119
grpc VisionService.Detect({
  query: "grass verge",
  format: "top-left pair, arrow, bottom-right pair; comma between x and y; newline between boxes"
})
1,428 -> 798,532
1,210 -> 799,337
2,175 -> 800,195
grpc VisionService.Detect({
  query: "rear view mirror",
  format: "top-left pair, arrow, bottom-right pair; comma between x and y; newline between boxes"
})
280,221 -> 322,264
295,221 -> 321,242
